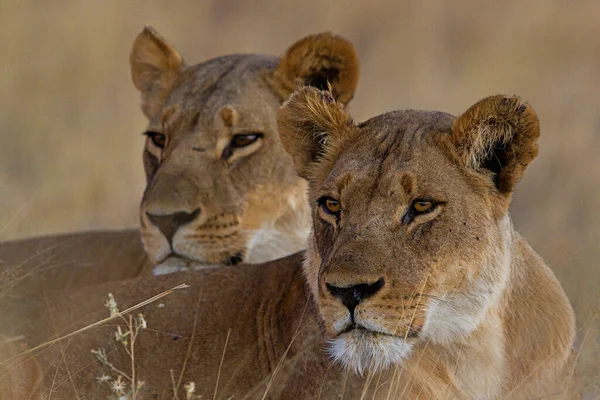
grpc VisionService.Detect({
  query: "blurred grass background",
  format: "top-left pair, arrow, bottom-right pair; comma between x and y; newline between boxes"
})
0,0 -> 598,392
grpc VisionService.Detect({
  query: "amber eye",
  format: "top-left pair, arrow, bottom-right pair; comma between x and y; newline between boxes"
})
231,133 -> 262,148
412,199 -> 434,214
145,132 -> 166,148
319,197 -> 342,215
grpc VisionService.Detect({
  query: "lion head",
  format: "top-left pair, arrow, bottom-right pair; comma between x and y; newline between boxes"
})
278,87 -> 541,375
129,27 -> 359,270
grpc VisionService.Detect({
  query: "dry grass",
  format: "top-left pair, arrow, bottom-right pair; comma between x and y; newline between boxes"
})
0,0 -> 598,394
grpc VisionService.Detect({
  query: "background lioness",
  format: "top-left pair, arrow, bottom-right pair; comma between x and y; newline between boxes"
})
0,29 -> 359,296
1,90 -> 577,399
131,27 -> 358,272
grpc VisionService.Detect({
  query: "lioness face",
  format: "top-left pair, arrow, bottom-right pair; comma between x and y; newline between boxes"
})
139,60 -> 298,268
130,28 -> 359,269
278,88 -> 539,374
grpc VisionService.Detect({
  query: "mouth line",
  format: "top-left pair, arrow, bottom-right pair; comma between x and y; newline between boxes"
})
159,252 -> 244,266
339,324 -> 420,339
159,253 -> 201,264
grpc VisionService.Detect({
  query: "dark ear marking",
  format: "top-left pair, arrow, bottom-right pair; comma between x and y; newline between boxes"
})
450,95 -> 540,195
481,143 -> 509,190
272,32 -> 359,106
306,67 -> 340,92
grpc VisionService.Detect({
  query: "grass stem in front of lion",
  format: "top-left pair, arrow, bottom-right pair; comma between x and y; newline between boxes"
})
92,304 -> 147,399
0,283 -> 189,372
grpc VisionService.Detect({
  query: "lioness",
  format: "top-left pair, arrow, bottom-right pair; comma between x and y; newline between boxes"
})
0,29 -> 359,296
132,26 -> 358,273
1,90 -> 577,399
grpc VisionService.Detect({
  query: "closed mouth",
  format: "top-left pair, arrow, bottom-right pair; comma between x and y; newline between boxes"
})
340,323 -> 388,336
160,253 -> 197,264
340,323 -> 420,339
341,323 -> 364,335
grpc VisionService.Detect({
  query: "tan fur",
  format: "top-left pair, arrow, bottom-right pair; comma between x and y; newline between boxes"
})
131,27 -> 359,272
2,91 -> 577,399
0,339 -> 42,399
0,229 -> 150,297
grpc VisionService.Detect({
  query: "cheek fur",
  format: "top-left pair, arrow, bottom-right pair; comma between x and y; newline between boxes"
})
143,149 -> 160,184
302,232 -> 322,302
421,215 -> 513,344
314,217 -> 335,263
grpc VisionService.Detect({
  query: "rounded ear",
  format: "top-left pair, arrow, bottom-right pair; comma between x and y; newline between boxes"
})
450,95 -> 540,195
130,26 -> 184,120
277,87 -> 356,180
272,32 -> 359,106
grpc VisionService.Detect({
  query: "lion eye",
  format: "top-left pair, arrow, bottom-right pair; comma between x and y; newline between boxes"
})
319,197 -> 342,215
412,199 -> 434,214
144,132 -> 167,149
403,198 -> 442,224
231,133 -> 262,148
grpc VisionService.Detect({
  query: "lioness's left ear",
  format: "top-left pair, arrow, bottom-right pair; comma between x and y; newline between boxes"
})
272,32 -> 359,106
130,26 -> 185,119
450,95 -> 540,195
277,87 -> 356,180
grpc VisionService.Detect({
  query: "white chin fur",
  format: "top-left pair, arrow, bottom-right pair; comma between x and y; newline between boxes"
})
152,256 -> 220,276
245,225 -> 309,264
327,331 -> 413,376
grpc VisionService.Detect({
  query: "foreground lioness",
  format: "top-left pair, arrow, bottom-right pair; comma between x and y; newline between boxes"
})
1,90 -> 577,399
0,29 -> 359,296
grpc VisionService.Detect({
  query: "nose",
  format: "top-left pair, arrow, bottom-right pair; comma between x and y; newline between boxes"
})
326,278 -> 385,314
146,209 -> 201,243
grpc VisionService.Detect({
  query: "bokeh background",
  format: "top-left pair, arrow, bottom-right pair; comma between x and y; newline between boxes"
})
1,0 -> 599,393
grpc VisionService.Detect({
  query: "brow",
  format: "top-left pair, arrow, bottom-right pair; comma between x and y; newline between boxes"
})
160,106 -> 179,131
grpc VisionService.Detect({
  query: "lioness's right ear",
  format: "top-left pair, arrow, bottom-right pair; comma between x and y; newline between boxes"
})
277,87 -> 356,180
130,26 -> 184,119
272,32 -> 359,106
450,95 -> 540,196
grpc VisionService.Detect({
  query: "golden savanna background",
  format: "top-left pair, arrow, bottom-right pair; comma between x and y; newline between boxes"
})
1,0 -> 599,393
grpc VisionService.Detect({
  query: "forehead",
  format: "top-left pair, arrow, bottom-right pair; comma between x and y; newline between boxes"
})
323,110 -> 458,196
155,54 -> 280,130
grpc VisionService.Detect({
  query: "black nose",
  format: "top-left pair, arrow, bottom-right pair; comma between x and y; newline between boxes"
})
326,278 -> 385,314
146,209 -> 201,243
